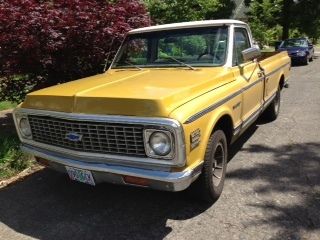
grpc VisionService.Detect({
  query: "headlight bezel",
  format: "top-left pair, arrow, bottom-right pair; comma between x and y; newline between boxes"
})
144,129 -> 175,159
15,114 -> 33,139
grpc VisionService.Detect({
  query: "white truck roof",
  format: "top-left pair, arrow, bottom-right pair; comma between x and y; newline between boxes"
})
129,19 -> 246,34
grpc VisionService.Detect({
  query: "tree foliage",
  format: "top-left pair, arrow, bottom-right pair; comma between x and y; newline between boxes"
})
0,0 -> 150,102
293,0 -> 320,41
144,0 -> 235,24
245,0 -> 320,46
245,0 -> 283,46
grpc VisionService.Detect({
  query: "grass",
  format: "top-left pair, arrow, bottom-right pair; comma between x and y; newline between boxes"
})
0,134 -> 34,180
0,101 -> 17,111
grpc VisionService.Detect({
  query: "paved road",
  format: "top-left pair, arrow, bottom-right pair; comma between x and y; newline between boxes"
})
0,57 -> 319,240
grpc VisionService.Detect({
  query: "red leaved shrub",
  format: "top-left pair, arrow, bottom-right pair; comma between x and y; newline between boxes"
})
0,0 -> 150,102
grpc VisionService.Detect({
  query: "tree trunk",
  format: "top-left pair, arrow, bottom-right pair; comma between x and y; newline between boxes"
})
281,0 -> 292,40
282,22 -> 289,40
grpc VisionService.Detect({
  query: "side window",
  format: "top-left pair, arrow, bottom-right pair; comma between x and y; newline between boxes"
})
233,28 -> 251,66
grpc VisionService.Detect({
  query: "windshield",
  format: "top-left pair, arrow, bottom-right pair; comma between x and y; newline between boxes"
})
112,26 -> 229,69
281,39 -> 308,48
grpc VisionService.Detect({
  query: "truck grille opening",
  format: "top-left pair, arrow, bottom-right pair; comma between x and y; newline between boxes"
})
28,115 -> 146,157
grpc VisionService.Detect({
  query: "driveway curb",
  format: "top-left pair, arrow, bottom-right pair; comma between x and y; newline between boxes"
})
0,165 -> 43,189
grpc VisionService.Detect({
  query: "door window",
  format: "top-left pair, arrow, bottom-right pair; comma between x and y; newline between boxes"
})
233,28 -> 251,66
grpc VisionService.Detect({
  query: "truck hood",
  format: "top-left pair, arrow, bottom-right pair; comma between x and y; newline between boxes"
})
22,68 -> 233,117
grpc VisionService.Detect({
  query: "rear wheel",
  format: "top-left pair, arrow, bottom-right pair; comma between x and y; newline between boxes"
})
264,87 -> 281,121
191,130 -> 228,203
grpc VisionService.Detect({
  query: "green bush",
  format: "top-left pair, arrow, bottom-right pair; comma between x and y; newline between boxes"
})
0,0 -> 150,103
0,135 -> 33,180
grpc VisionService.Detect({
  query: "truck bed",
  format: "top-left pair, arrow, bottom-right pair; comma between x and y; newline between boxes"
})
258,51 -> 282,61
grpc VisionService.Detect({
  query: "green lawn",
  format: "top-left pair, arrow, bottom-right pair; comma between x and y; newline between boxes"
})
0,134 -> 34,180
0,101 -> 17,111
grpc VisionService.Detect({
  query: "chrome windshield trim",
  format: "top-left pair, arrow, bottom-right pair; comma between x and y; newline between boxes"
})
14,109 -> 186,168
111,25 -> 230,69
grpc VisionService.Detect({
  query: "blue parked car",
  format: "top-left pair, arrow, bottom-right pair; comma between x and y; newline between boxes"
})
278,38 -> 314,65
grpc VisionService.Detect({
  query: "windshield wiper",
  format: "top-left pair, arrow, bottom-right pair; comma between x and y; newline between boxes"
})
124,61 -> 143,71
162,56 -> 196,70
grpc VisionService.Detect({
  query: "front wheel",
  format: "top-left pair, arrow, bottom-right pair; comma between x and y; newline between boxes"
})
191,130 -> 228,203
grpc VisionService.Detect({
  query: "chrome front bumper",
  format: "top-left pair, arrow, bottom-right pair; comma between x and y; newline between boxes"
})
21,144 -> 202,192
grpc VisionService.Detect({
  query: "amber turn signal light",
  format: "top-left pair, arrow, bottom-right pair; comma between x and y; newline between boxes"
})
122,175 -> 150,187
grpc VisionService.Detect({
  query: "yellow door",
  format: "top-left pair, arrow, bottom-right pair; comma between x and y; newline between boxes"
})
232,28 -> 264,127
232,63 -> 264,125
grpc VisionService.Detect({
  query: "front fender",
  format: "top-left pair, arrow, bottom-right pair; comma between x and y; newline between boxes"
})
172,104 -> 236,169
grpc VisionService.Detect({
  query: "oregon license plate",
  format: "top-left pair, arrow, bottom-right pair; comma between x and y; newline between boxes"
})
65,166 -> 96,186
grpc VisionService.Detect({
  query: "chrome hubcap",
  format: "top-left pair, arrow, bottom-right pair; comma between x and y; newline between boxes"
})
212,142 -> 225,186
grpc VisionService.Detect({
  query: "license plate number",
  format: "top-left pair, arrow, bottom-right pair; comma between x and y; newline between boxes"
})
65,166 -> 95,186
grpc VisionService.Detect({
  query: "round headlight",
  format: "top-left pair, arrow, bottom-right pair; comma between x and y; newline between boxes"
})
149,131 -> 172,156
19,118 -> 32,137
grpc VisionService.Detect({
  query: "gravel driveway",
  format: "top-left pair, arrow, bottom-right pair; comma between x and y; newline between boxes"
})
0,56 -> 319,240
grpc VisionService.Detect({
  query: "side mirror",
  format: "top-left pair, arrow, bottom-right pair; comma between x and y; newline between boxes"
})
242,47 -> 261,62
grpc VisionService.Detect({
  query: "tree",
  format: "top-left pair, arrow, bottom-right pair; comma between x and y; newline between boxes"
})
245,0 -> 283,45
144,0 -> 235,24
245,0 -> 320,43
0,0 -> 150,102
293,0 -> 320,42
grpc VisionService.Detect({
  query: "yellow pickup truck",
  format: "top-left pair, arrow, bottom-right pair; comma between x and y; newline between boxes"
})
14,20 -> 290,202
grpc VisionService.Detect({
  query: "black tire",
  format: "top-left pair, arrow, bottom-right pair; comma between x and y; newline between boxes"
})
309,55 -> 313,62
264,87 -> 281,121
190,130 -> 228,203
303,57 -> 309,65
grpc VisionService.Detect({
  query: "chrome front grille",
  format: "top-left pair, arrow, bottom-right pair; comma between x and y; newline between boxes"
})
28,115 -> 146,157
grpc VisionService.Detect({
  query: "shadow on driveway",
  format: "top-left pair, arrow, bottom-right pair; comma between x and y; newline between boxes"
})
1,109 -> 214,240
0,169 -> 212,240
227,141 -> 320,238
0,121 -> 259,240
1,116 -> 319,239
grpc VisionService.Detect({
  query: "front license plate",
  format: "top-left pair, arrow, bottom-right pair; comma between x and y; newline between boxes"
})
65,166 -> 95,186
